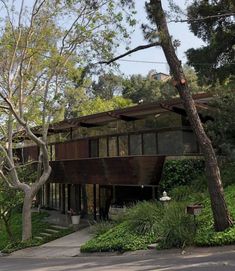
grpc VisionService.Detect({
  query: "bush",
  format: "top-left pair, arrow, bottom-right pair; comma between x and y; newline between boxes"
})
81,222 -> 155,253
90,221 -> 116,237
157,202 -> 195,249
160,159 -> 205,191
125,201 -> 163,235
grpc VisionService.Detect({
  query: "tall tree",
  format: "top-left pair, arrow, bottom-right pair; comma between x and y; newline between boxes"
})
102,0 -> 233,231
186,0 -> 235,84
0,0 -> 135,241
146,0 -> 233,231
91,73 -> 123,100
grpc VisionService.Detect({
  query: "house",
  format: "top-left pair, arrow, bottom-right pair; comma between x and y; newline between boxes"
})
16,93 -> 212,219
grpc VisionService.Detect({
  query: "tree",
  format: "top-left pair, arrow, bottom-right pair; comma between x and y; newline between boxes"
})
102,0 -> 233,231
91,73 -> 123,100
206,81 -> 235,159
186,0 -> 235,84
0,0 -> 135,241
122,74 -> 164,103
122,66 -> 203,103
78,96 -> 133,116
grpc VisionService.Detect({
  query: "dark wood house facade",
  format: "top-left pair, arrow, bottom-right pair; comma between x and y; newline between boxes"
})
17,94 -> 211,219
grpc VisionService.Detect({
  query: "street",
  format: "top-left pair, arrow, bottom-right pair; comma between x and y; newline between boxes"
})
1,246 -> 235,271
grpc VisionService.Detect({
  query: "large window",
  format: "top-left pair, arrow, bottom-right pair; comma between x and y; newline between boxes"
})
182,131 -> 198,153
143,133 -> 157,155
108,136 -> 118,157
158,131 -> 183,155
99,138 -> 107,157
118,135 -> 128,156
90,139 -> 99,157
129,134 -> 142,155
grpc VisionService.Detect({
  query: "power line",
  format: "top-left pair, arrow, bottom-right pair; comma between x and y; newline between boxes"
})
118,59 -> 167,64
117,59 -> 235,66
168,12 -> 235,23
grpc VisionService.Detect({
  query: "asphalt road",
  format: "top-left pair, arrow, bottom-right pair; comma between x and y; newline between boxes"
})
1,246 -> 235,271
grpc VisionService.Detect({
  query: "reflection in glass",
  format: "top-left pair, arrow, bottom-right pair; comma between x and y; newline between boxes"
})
143,133 -> 156,155
108,136 -> 117,157
158,131 -> 183,155
90,139 -> 98,157
99,138 -> 107,157
118,135 -> 128,156
130,134 -> 142,155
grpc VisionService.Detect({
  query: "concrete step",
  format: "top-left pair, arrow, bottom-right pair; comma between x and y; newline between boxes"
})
34,236 -> 43,240
40,232 -> 51,237
45,228 -> 59,233
50,225 -> 69,230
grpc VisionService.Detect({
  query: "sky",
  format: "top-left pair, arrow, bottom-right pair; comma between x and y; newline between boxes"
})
117,0 -> 205,76
5,0 -> 205,77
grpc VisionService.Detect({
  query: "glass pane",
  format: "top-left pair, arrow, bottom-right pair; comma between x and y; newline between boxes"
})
99,138 -> 107,157
118,135 -> 128,156
130,134 -> 142,155
158,131 -> 183,155
90,140 -> 98,157
182,131 -> 198,153
143,133 -> 156,155
108,136 -> 117,157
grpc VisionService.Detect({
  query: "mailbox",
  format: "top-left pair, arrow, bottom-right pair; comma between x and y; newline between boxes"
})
186,204 -> 203,215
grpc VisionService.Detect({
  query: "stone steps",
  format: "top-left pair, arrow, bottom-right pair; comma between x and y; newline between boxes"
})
45,228 -> 59,234
33,225 -> 70,242
50,225 -> 69,230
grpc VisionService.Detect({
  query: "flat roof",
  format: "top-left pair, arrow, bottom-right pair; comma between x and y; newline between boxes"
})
14,93 -> 212,140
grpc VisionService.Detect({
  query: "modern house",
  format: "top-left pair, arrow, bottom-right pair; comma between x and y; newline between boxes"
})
16,93 -> 211,219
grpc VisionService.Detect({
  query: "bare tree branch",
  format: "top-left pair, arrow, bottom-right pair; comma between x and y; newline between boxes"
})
99,42 -> 161,65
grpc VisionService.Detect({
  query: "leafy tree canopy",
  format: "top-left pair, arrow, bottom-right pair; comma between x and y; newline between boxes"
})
186,0 -> 235,84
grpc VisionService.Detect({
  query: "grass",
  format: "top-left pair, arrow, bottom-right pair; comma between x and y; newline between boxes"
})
0,211 -> 74,253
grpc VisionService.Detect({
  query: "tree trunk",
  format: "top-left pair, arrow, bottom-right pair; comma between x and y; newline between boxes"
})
149,0 -> 233,231
22,193 -> 33,241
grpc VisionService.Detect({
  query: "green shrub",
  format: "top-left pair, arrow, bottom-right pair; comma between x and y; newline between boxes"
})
81,222 -> 155,253
90,221 -> 116,237
157,202 -> 195,249
160,159 -> 205,191
125,201 -> 163,235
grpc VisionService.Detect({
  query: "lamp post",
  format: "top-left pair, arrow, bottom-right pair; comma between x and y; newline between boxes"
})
159,191 -> 171,207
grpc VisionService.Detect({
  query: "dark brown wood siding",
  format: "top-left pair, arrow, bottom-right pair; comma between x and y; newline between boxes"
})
55,139 -> 89,160
50,155 -> 165,185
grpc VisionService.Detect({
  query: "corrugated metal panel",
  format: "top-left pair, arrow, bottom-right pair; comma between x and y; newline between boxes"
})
49,156 -> 165,185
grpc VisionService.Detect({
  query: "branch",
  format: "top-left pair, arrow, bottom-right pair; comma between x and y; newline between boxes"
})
99,42 -> 161,65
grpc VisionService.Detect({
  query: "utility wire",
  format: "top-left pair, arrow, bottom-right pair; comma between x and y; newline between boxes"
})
117,59 -> 235,66
168,12 -> 235,23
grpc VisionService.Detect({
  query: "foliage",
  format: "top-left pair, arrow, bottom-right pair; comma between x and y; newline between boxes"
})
160,159 -> 205,191
90,221 -> 116,237
0,0 -> 136,241
195,185 -> 235,246
0,179 -> 23,241
90,73 -> 124,100
125,201 -> 163,235
206,87 -> 235,159
81,221 -> 155,253
0,211 -> 73,253
157,202 -> 195,249
186,0 -> 235,84
78,96 -> 134,116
